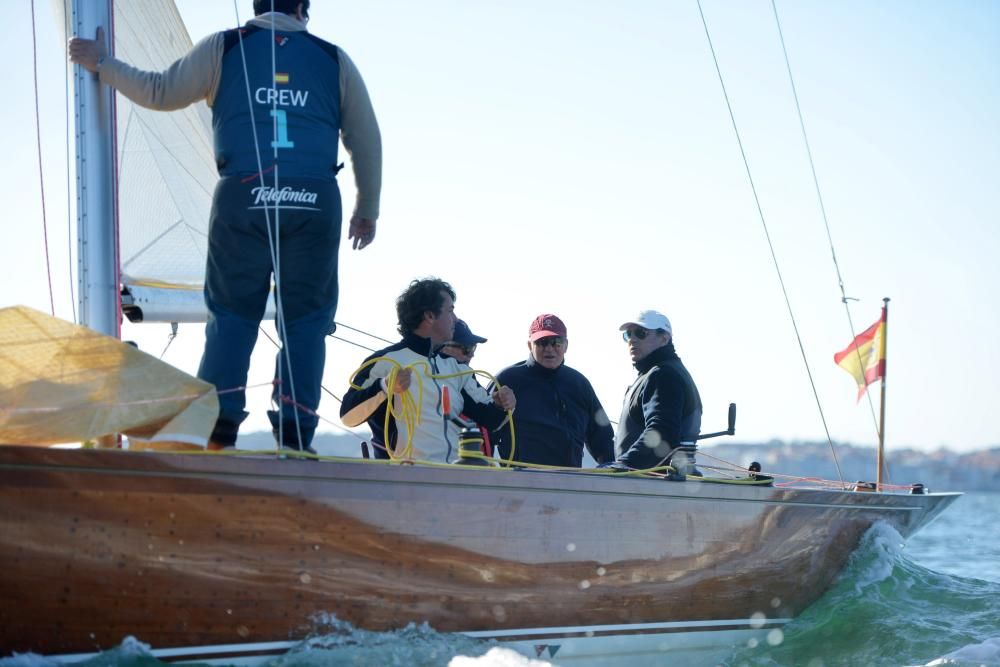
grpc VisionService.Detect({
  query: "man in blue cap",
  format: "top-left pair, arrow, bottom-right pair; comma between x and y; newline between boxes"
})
442,319 -> 487,368
441,319 -> 497,456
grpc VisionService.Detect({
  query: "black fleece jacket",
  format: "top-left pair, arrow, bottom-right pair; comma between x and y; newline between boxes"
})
614,343 -> 702,469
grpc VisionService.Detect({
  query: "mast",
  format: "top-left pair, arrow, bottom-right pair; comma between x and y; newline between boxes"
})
72,0 -> 119,337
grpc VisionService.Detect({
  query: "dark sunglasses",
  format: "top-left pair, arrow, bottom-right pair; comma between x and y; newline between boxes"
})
533,337 -> 566,349
623,328 -> 662,342
446,343 -> 477,356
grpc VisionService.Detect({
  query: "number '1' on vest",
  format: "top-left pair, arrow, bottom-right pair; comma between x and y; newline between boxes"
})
213,25 -> 342,180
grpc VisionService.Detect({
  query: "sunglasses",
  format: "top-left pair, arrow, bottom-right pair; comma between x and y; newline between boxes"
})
622,328 -> 662,342
533,337 -> 566,349
446,343 -> 477,356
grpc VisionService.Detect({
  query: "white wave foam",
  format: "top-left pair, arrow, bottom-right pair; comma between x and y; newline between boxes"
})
0,636 -> 153,667
450,647 -> 554,666
849,521 -> 906,592
920,636 -> 1000,666
116,636 -> 154,657
0,653 -> 57,667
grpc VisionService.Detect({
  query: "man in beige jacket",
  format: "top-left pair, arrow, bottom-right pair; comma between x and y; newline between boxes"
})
70,0 -> 382,453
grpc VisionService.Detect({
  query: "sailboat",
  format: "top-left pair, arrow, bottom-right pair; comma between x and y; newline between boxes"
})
0,1 -> 960,665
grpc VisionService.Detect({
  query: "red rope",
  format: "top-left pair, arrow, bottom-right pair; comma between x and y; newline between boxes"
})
30,0 -> 55,316
109,4 -> 122,336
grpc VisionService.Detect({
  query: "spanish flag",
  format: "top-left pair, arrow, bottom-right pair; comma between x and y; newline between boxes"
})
274,73 -> 290,84
834,308 -> 886,401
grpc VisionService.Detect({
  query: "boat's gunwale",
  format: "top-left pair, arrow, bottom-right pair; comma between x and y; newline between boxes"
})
0,444 -> 960,512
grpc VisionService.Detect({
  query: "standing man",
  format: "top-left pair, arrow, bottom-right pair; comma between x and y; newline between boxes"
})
340,279 -> 515,463
614,310 -> 702,475
69,1 -> 382,453
492,314 -> 614,468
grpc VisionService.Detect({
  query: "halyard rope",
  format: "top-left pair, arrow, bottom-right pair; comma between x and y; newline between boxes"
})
231,0 -> 305,450
696,0 -> 846,487
770,0 -> 888,482
30,0 -> 56,316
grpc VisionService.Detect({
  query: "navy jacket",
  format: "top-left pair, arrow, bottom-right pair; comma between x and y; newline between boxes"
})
615,343 -> 702,470
215,25 -> 342,179
492,358 -> 614,467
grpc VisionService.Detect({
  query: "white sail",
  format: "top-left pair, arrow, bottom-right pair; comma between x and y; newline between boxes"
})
111,0 -> 216,322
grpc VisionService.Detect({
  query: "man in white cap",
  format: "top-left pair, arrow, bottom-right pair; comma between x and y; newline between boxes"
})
613,310 -> 702,476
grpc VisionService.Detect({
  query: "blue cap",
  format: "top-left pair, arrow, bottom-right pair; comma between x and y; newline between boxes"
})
452,319 -> 487,346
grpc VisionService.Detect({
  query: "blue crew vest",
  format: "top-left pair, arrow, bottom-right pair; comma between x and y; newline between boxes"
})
213,25 -> 342,180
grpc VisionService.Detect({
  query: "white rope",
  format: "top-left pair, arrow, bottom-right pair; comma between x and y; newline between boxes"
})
230,1 -> 300,450
268,2 -> 305,450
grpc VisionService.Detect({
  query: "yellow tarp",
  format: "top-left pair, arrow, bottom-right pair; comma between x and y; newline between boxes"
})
0,306 -> 217,447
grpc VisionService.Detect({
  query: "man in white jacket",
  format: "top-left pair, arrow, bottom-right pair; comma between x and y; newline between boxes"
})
340,278 -> 515,462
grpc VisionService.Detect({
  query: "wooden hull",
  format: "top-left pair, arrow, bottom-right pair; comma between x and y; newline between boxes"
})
0,446 -> 957,662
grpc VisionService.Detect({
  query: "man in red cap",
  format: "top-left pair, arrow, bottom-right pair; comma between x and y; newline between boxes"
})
491,314 -> 614,467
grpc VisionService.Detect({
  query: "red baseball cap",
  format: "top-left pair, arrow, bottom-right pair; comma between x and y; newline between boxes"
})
528,313 -> 567,342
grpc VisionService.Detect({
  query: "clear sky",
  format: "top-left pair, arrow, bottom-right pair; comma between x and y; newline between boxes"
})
4,1 -> 999,453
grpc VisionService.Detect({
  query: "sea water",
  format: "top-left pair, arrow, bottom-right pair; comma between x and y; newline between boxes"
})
722,491 -> 1000,667
2,493 -> 998,667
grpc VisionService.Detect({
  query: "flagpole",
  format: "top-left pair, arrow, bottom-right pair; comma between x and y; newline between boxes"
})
876,297 -> 889,490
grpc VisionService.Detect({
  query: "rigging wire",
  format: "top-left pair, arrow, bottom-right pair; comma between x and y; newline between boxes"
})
258,324 -> 349,409
258,322 -> 389,409
696,0 -> 846,486
327,334 -> 377,353
334,321 -> 395,345
159,322 -> 178,359
30,0 -> 56,316
770,0 -> 887,478
63,0 -> 77,322
258,322 -> 384,403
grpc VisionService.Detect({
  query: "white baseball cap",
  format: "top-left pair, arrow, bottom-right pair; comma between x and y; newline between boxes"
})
619,310 -> 672,336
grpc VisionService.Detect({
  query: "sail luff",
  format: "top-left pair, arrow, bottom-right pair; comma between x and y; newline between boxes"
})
110,0 -> 221,323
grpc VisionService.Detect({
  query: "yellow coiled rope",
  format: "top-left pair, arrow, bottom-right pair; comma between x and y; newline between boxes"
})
346,358 -> 518,465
